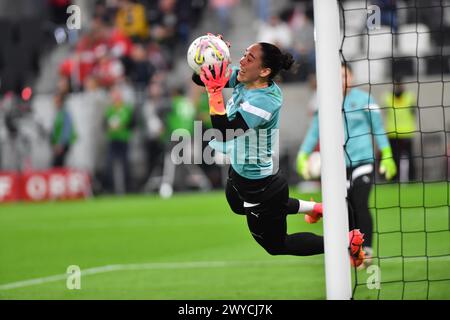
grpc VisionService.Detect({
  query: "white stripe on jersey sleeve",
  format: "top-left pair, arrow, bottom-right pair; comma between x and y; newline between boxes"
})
240,101 -> 272,120
368,103 -> 380,111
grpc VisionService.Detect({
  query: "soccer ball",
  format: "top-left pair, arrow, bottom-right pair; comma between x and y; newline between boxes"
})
308,151 -> 321,179
187,35 -> 231,74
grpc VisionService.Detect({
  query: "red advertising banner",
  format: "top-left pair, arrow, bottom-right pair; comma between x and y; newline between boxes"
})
0,172 -> 21,202
0,168 -> 91,202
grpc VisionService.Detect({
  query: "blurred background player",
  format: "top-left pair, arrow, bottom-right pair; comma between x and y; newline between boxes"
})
191,81 -> 224,188
104,85 -> 134,194
296,74 -> 321,193
382,76 -> 417,182
115,0 -> 149,42
158,86 -> 211,198
140,81 -> 166,191
50,92 -> 77,168
296,64 -> 397,267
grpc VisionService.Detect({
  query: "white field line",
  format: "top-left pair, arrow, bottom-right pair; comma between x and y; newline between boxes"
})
0,259 -> 318,290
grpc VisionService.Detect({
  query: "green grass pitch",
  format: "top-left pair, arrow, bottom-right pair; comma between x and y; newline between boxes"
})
0,182 -> 448,299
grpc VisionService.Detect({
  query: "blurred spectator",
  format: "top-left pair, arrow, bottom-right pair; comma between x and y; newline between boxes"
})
409,0 -> 443,45
189,0 -> 208,29
252,0 -> 271,23
92,51 -> 125,88
2,93 -> 31,171
59,17 -> 134,91
104,86 -> 134,194
57,76 -> 71,95
164,87 -> 195,143
382,77 -> 417,181
59,18 -> 109,90
50,92 -> 77,167
147,42 -> 169,72
191,83 -> 223,188
140,81 -> 168,188
80,75 -> 110,189
128,43 -> 156,105
115,0 -> 149,42
173,0 -> 194,45
99,19 -> 133,86
372,0 -> 398,32
159,86 -> 211,197
256,14 -> 293,51
210,0 -> 240,35
93,0 -> 117,25
191,85 -> 211,130
288,5 -> 315,79
83,75 -> 100,93
106,20 -> 133,60
3,94 -> 21,140
149,0 -> 184,68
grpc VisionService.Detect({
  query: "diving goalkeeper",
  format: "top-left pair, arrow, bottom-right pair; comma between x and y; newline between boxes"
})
192,37 -> 365,267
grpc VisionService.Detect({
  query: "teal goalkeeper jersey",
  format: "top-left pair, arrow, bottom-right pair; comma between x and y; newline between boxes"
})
299,88 -> 390,167
209,66 -> 282,179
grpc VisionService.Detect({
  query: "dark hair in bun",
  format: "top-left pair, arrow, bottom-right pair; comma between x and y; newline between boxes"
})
281,52 -> 295,71
259,42 -> 295,79
258,42 -> 295,79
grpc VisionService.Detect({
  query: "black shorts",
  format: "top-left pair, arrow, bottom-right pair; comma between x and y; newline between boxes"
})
225,167 -> 325,256
225,167 -> 288,217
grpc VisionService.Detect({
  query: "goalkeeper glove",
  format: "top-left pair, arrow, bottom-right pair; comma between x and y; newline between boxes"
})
199,61 -> 231,115
379,147 -> 397,180
296,152 -> 311,180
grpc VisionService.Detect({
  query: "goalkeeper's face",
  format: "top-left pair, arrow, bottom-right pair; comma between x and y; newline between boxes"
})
341,65 -> 353,93
237,44 -> 271,85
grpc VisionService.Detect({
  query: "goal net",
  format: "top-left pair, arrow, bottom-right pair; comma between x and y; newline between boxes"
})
339,0 -> 450,299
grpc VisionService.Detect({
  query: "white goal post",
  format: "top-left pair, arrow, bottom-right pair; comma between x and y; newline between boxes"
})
313,0 -> 352,300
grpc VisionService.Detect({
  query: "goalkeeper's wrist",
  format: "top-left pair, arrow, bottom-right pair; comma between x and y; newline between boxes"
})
298,151 -> 309,161
381,147 -> 393,159
208,91 -> 226,115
